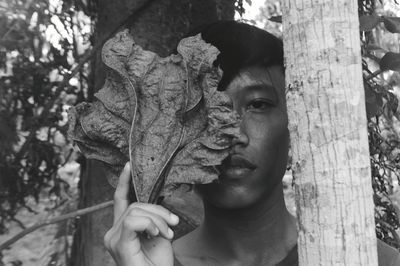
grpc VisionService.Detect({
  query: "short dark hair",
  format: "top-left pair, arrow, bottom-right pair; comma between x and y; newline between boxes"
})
187,20 -> 284,91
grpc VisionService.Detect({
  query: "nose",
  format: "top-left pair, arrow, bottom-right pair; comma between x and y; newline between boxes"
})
231,119 -> 249,147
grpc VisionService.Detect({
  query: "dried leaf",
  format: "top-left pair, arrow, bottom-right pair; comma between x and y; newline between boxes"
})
68,30 -> 240,204
94,72 -> 134,123
102,31 -> 135,78
163,93 -> 241,191
68,103 -> 128,166
130,55 -> 188,203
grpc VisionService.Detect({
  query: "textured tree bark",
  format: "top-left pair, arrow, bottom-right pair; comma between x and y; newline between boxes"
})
282,1 -> 378,265
72,1 -> 234,265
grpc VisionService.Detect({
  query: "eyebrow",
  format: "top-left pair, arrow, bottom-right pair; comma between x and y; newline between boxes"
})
242,84 -> 279,102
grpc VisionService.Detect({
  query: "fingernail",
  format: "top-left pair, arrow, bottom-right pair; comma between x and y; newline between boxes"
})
124,162 -> 130,171
168,228 -> 174,238
154,227 -> 159,236
170,213 -> 179,224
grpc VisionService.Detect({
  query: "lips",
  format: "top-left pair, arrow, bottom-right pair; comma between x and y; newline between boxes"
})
218,154 -> 257,179
226,155 -> 257,169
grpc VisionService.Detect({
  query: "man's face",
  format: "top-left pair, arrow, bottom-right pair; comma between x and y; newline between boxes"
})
197,65 -> 289,209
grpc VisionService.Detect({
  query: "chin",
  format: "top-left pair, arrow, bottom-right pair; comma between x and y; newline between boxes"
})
195,173 -> 285,211
195,182 -> 265,210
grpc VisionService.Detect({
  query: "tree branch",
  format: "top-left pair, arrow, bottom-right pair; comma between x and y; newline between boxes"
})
366,69 -> 384,81
0,200 -> 113,251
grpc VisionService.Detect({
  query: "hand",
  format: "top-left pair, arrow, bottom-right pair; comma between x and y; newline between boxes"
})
104,163 -> 179,266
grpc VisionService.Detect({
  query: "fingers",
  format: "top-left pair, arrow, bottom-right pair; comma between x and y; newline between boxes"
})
114,162 -> 131,224
104,205 -> 179,258
132,204 -> 179,226
108,203 -> 179,244
106,162 -> 178,266
124,207 -> 175,239
114,203 -> 179,231
121,216 -> 160,241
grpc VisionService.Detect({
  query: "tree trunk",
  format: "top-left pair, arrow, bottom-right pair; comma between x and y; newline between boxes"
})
282,1 -> 378,265
72,1 -> 234,265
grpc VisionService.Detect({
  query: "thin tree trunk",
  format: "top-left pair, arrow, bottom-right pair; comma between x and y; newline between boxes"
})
282,1 -> 378,265
71,1 -> 234,265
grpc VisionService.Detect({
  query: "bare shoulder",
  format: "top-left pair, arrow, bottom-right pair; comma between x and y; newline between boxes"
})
172,229 -> 201,265
172,230 -> 193,257
172,229 -> 222,266
377,239 -> 400,266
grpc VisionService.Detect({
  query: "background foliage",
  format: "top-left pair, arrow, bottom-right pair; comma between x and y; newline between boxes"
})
359,0 -> 400,249
0,0 -> 94,234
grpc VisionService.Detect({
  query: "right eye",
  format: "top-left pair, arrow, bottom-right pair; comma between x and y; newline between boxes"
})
246,99 -> 274,113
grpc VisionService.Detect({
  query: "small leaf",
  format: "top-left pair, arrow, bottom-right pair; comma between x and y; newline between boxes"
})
383,17 -> 400,33
364,44 -> 387,53
385,91 -> 399,115
379,52 -> 400,71
359,15 -> 381,31
364,83 -> 383,119
269,16 -> 282,23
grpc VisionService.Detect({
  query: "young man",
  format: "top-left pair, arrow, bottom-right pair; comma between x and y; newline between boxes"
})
104,21 -> 400,266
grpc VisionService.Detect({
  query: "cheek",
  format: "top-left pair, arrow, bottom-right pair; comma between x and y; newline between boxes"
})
246,112 -> 288,153
246,114 -> 289,184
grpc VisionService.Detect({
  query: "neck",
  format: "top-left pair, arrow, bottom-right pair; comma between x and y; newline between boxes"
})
199,183 -> 297,263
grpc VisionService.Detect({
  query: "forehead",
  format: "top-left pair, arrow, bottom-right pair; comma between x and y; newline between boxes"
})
224,65 -> 285,99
